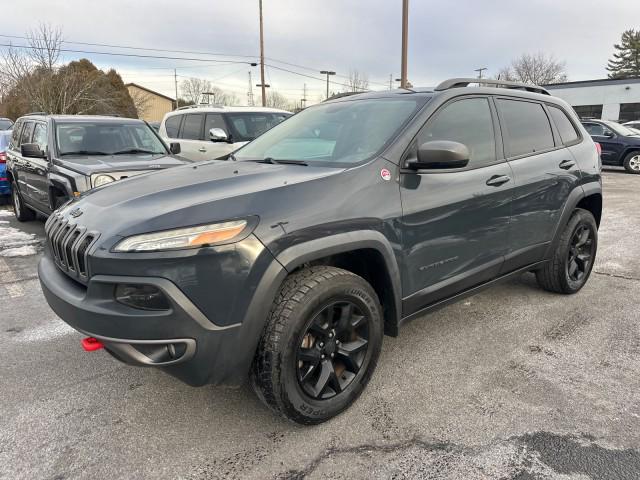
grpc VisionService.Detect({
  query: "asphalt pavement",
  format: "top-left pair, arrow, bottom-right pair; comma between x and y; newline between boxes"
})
1,170 -> 639,479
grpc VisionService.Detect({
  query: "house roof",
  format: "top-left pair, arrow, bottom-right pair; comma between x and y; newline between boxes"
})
125,83 -> 175,102
544,77 -> 640,89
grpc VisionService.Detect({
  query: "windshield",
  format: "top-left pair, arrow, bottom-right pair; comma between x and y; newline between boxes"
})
235,98 -> 426,166
602,120 -> 639,136
0,119 -> 13,130
55,122 -> 168,156
225,112 -> 291,142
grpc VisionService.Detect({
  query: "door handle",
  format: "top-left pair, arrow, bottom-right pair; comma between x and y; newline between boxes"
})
486,175 -> 511,187
198,147 -> 207,153
559,159 -> 576,170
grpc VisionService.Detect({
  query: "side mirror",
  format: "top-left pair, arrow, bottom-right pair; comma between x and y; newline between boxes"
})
21,143 -> 45,159
209,128 -> 229,143
169,142 -> 181,154
603,131 -> 615,138
407,140 -> 470,170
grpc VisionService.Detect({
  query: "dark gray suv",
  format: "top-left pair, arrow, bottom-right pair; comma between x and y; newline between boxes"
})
38,78 -> 602,424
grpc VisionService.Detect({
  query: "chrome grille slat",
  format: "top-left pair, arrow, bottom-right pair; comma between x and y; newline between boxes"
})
45,214 -> 100,282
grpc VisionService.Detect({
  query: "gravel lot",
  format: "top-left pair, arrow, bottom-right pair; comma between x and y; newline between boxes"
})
1,170 -> 639,480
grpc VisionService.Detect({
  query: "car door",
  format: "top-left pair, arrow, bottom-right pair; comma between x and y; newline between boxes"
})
14,121 -> 37,204
176,113 -> 211,161
583,122 -> 622,165
27,121 -> 51,212
496,98 -> 583,272
399,96 -> 513,315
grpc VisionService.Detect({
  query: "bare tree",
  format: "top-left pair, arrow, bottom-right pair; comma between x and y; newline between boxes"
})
498,53 -> 567,85
347,70 -> 369,92
266,90 -> 293,110
180,77 -> 212,105
205,86 -> 239,106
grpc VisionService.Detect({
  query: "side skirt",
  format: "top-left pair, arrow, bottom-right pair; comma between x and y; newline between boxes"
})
399,260 -> 548,326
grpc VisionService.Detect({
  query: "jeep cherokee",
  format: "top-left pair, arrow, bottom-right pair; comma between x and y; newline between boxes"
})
38,78 -> 602,424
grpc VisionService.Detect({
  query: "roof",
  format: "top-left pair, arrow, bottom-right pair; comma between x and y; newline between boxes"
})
166,105 -> 292,115
125,83 -> 175,102
544,77 -> 640,89
21,114 -> 145,124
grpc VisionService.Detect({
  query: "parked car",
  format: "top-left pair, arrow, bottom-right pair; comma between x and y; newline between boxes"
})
6,114 -> 188,221
0,130 -> 12,198
159,105 -> 291,161
622,120 -> 640,130
39,78 -> 601,424
0,117 -> 14,131
581,119 -> 640,173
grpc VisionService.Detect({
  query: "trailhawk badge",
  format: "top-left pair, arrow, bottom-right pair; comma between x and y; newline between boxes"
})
380,168 -> 392,181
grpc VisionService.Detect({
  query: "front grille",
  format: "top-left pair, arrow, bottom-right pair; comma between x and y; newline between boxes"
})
45,214 -> 100,281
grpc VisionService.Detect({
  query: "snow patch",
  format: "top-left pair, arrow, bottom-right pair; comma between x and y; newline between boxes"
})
0,245 -> 39,257
0,224 -> 39,256
0,209 -> 13,218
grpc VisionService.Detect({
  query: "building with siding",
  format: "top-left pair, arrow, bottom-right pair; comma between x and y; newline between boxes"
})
545,78 -> 640,122
126,83 -> 175,122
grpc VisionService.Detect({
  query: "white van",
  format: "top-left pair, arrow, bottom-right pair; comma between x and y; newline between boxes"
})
159,105 -> 292,161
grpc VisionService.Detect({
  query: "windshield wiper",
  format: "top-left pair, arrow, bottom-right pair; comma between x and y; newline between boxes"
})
257,157 -> 308,166
60,150 -> 109,156
112,148 -> 161,155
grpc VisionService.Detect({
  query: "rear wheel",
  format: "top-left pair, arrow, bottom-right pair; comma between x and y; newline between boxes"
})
11,181 -> 35,222
536,208 -> 597,294
251,266 -> 383,424
623,151 -> 640,174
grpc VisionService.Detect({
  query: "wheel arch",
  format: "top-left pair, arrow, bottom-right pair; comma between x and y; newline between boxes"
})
275,231 -> 402,337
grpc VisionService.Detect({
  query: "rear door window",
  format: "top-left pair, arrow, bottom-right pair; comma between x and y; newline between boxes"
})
179,114 -> 204,140
20,121 -> 35,147
496,99 -> 555,157
164,115 -> 181,138
548,106 -> 579,144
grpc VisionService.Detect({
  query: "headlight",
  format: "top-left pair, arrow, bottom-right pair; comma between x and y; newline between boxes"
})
113,219 -> 249,252
93,174 -> 115,187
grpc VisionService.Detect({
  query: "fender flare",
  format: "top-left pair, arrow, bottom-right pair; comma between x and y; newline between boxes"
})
276,230 -> 403,331
47,173 -> 73,209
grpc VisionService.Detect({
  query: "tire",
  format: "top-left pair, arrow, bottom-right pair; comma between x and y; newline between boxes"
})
623,151 -> 640,174
11,181 -> 35,222
536,208 -> 598,294
251,266 -> 383,425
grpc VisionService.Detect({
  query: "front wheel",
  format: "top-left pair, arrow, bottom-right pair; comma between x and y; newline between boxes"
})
623,151 -> 640,174
536,208 -> 598,294
251,266 -> 383,424
11,181 -> 36,222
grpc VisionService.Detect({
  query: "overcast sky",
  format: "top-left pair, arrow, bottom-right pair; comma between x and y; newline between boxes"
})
3,0 -> 639,105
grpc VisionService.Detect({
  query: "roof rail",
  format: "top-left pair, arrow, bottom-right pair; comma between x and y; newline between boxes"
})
175,104 -> 225,111
434,78 -> 550,96
25,111 -> 48,116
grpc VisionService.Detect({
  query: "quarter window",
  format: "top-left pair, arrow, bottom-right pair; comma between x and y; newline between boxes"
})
548,106 -> 579,144
180,114 -> 204,140
20,121 -> 35,146
497,99 -> 554,157
418,97 -> 496,167
164,115 -> 181,138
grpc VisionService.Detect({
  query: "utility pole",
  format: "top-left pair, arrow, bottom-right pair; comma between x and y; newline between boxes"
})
258,0 -> 267,107
475,67 -> 487,80
301,83 -> 307,109
247,71 -> 255,106
400,0 -> 409,89
389,74 -> 393,90
174,69 -> 179,109
320,70 -> 336,99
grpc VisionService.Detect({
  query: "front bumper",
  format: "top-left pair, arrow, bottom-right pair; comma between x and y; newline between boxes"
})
38,235 -> 286,386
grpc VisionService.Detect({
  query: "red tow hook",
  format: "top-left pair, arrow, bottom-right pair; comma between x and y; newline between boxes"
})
81,337 -> 104,352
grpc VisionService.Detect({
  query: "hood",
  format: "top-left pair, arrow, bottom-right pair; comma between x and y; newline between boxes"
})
58,160 -> 344,240
56,153 -> 188,176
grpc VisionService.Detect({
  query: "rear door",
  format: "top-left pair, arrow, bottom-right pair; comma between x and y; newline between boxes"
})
13,121 -> 37,204
176,113 -> 210,161
26,122 -> 51,212
497,98 -> 583,272
399,96 -> 513,314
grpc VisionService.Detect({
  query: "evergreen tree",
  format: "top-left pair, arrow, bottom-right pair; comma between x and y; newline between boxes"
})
607,29 -> 640,79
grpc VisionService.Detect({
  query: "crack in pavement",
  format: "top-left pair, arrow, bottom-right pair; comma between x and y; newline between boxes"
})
593,270 -> 640,281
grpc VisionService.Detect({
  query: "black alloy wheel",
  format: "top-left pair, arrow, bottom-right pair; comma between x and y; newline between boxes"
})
567,224 -> 595,282
296,300 -> 369,400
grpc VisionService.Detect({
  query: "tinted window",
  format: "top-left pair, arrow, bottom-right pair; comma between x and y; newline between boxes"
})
165,115 -> 181,138
226,113 -> 291,142
497,99 -> 554,157
10,120 -> 22,149
204,113 -> 226,136
32,123 -> 48,152
236,99 -> 424,166
583,122 -> 613,137
180,114 -> 204,140
418,98 -> 496,167
548,106 -> 579,144
20,122 -> 35,146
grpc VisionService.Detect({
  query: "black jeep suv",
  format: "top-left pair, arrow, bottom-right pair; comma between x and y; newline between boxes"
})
6,114 -> 185,220
38,79 -> 602,424
581,119 -> 640,174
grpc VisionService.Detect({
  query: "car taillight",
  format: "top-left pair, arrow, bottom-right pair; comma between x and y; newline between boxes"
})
594,142 -> 602,156
0,152 -> 6,164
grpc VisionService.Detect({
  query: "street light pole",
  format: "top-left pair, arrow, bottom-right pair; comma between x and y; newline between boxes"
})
400,0 -> 409,89
320,70 -> 336,99
259,0 -> 266,107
